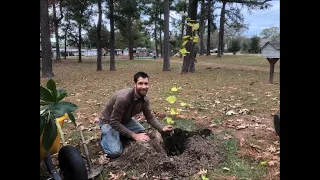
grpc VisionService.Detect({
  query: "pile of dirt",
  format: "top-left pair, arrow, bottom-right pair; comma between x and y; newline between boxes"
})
105,128 -> 226,179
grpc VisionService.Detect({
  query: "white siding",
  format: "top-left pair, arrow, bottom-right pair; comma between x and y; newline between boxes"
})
261,44 -> 280,58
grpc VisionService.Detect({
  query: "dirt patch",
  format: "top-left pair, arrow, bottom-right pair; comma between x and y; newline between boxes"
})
105,128 -> 226,179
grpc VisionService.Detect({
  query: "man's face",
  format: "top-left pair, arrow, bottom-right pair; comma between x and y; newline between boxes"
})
134,77 -> 149,97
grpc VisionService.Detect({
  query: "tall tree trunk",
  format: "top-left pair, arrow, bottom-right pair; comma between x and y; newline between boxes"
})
78,23 -> 82,62
96,0 -> 102,71
64,11 -> 70,60
64,33 -> 67,59
181,0 -> 198,74
206,0 -> 211,56
109,0 -> 116,71
199,0 -> 205,56
128,17 -> 134,60
217,1 -> 226,58
40,0 -> 54,78
154,18 -> 158,57
159,13 -> 162,58
163,0 -> 170,71
180,10 -> 186,58
52,0 -> 63,62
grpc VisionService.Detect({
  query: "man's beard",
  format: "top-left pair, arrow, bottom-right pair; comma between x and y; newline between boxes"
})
137,89 -> 148,97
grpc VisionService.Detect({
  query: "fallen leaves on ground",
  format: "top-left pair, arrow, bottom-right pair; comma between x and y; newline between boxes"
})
107,171 -> 126,180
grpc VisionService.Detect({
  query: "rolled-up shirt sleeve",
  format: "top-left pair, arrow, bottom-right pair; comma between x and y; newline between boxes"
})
110,98 -> 134,137
143,98 -> 163,133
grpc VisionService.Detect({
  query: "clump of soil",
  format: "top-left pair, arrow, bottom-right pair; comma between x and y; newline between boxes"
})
106,128 -> 226,179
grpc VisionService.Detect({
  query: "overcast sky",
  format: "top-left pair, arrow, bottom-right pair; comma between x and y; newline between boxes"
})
242,0 -> 280,37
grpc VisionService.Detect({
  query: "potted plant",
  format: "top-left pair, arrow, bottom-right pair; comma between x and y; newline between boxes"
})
40,79 -> 78,159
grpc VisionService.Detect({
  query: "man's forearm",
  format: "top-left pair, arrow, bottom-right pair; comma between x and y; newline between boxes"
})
146,117 -> 163,133
110,120 -> 134,138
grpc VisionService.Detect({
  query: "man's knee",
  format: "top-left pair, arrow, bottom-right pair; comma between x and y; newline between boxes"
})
102,146 -> 122,158
100,140 -> 123,158
107,150 -> 122,158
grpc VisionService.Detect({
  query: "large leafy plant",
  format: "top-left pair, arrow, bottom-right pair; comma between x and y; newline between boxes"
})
40,79 -> 77,152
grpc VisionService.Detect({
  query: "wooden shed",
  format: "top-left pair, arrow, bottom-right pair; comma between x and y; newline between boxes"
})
261,41 -> 280,84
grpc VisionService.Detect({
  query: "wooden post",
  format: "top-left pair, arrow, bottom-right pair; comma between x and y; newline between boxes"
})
267,58 -> 279,84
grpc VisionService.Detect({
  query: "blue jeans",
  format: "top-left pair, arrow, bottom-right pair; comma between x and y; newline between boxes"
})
99,118 -> 145,158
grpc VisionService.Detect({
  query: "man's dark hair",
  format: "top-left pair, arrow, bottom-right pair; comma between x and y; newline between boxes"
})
134,72 -> 149,83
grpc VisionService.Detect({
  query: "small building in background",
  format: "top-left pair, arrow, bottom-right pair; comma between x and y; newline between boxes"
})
261,41 -> 280,58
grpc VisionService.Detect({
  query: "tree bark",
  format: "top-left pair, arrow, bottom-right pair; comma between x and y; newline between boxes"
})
128,17 -> 134,60
64,33 -> 67,59
163,0 -> 170,71
109,0 -> 116,71
206,0 -> 211,56
179,10 -> 186,58
154,14 -> 158,58
159,15 -> 162,59
181,0 -> 198,74
199,0 -> 205,56
97,0 -> 102,71
52,1 -> 63,62
40,0 -> 54,78
217,0 -> 226,58
78,23 -> 82,63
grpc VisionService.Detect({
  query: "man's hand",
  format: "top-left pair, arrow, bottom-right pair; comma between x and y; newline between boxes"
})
162,125 -> 174,136
132,133 -> 150,142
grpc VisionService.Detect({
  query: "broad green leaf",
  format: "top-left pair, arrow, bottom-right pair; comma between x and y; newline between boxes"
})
260,161 -> 267,166
40,86 -> 54,102
42,117 -> 57,151
40,116 -> 48,136
56,88 -> 67,102
182,40 -> 188,46
55,119 -> 65,146
193,36 -> 199,43
170,108 -> 179,115
165,117 -> 175,125
188,19 -> 196,22
186,22 -> 193,27
180,102 -> 187,107
46,79 -> 57,102
67,112 -> 77,127
40,101 -> 53,106
40,106 -> 48,115
192,23 -> 200,31
49,101 -> 78,118
183,35 -> 190,39
166,96 -> 177,104
179,48 -> 188,55
201,175 -> 209,180
171,87 -> 178,92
